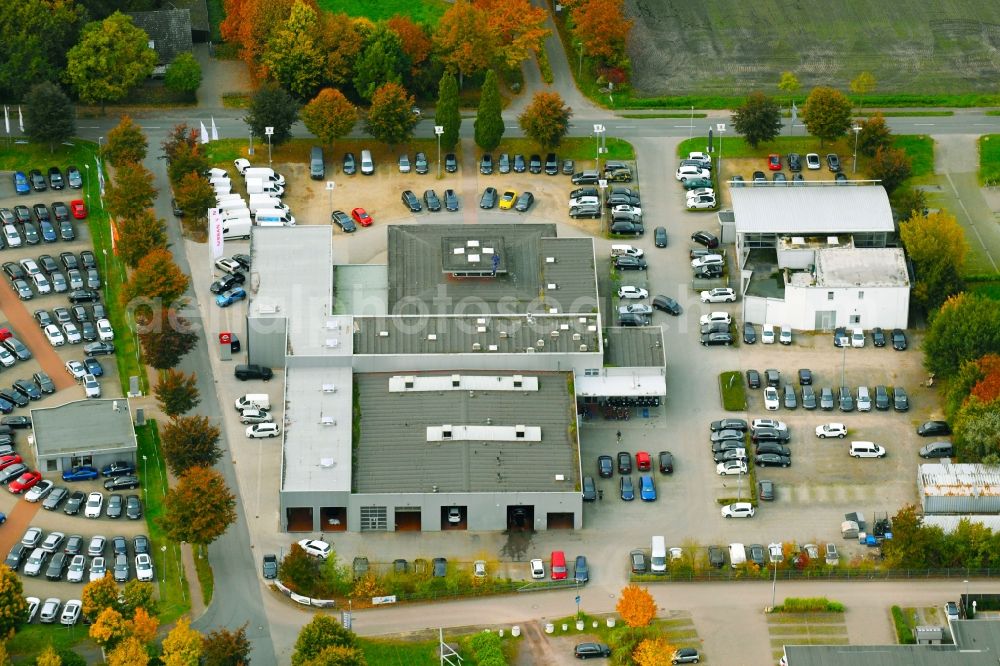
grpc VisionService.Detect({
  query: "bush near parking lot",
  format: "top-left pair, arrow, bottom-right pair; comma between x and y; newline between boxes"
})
718,371 -> 746,410
771,597 -> 845,613
980,135 -> 1000,186
891,606 -> 916,644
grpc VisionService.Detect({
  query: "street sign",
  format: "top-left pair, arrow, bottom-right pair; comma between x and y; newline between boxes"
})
341,611 -> 352,629
326,181 -> 336,191
264,126 -> 274,136
598,179 -> 608,189
575,595 -> 581,604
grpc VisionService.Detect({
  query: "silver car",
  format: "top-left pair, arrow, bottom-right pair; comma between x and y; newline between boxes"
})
23,548 -> 48,576
66,554 -> 86,583
39,598 -> 61,623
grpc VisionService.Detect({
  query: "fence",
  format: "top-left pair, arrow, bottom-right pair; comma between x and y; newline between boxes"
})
631,567 -> 1000,584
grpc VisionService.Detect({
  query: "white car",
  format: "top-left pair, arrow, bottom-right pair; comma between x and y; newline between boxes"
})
676,165 -> 711,182
761,324 -> 776,344
31,273 -> 51,294
806,153 -> 821,170
25,596 -> 40,622
768,543 -> 784,563
851,328 -> 865,348
97,318 -> 114,341
568,196 -> 600,208
66,360 -> 86,379
44,324 -> 65,346
691,254 -> 723,268
83,374 -> 101,398
618,304 -> 653,316
687,195 -> 717,210
25,481 -> 54,503
701,288 -> 735,303
687,151 -> 711,167
239,408 -> 273,424
721,502 -> 755,519
136,553 -> 155,581
816,423 -> 847,439
20,258 -> 41,275
39,530 -> 64,552
39,598 -> 60,624
297,539 -> 332,559
611,204 -> 642,217
62,322 -> 81,344
24,548 -> 48,576
686,187 -> 714,199
3,224 -> 22,247
530,558 -> 545,579
473,560 -> 487,578
0,348 -> 14,367
84,491 -> 104,518
246,422 -> 280,438
233,158 -> 251,174
66,555 -> 86,583
751,419 -> 787,433
779,326 -> 792,345
618,286 -> 648,300
717,460 -> 748,476
60,599 -> 82,626
89,557 -> 106,582
699,311 -> 731,326
764,387 -> 780,410
215,258 -> 243,275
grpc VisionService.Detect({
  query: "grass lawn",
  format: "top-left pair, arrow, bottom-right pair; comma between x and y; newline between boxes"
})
969,280 -> 1000,301
979,135 -> 1000,186
8,624 -> 90,658
358,637 -> 442,666
316,0 -> 448,24
719,371 -> 747,411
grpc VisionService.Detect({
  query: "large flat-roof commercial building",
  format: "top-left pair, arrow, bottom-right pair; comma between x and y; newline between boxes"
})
244,224 -> 665,532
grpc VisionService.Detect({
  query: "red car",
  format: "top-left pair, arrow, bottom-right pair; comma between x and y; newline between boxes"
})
350,207 -> 372,227
635,451 -> 651,472
70,199 -> 87,219
0,454 -> 22,471
550,550 -> 567,580
8,470 -> 41,493
767,154 -> 781,171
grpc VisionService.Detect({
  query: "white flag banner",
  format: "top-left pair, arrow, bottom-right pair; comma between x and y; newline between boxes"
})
3,106 -> 8,135
200,121 -> 209,144
17,106 -> 23,132
791,102 -> 798,124
211,117 -> 219,141
209,208 -> 224,258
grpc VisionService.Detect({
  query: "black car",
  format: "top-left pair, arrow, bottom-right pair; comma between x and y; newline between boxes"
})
45,552 -> 67,581
3,262 -> 26,281
262,553 -> 278,579
619,475 -> 635,501
573,555 -> 589,583
835,172 -> 848,185
423,189 -> 441,212
619,313 -> 647,327
606,193 -> 641,208
919,441 -> 954,458
892,328 -> 908,351
84,341 -> 114,357
838,386 -> 855,411
562,159 -> 574,174
757,479 -> 775,501
701,322 -> 729,335
827,153 -> 841,171
1,414 -> 29,429
711,418 -> 747,432
210,273 -> 243,294
708,545 -> 725,568
833,326 -> 849,347
68,289 -> 100,304
81,250 -> 96,270
748,544 -> 765,567
59,219 -> 75,241
528,154 -> 542,174
654,226 -> 668,247
479,153 -> 493,175
875,385 -> 890,411
746,369 -> 761,389
652,295 -> 681,315
743,322 -> 756,344
22,221 -> 39,244
0,389 -> 28,408
51,202 -> 70,222
106,493 -> 123,519
444,189 -> 459,212
755,453 -> 791,468
801,385 -> 817,409
617,451 -> 632,474
29,169 -> 46,191
125,495 -> 142,519
597,455 -> 613,478
42,486 -> 68,510
787,153 -> 802,172
102,461 -> 136,477
571,186 -> 599,200
514,192 -> 534,212
445,153 -> 458,173
610,220 -> 643,236
479,187 -> 498,209
512,154 -> 525,173
134,535 -> 150,555
330,210 -> 356,233
414,152 -> 428,175
13,205 -> 31,224
104,476 -> 139,491
764,369 -> 780,387
235,364 -> 272,381
615,256 -> 647,271
756,442 -> 791,457
574,643 -> 611,659
432,557 -> 447,577
872,327 -> 886,347
798,368 -> 813,385
658,451 -> 674,474
64,490 -> 85,515
701,332 -> 733,346
497,153 -> 510,174
31,371 -> 53,395
917,421 -> 951,437
67,166 -> 83,189
401,190 -> 421,212
342,152 -> 356,175
47,167 -> 64,189
694,265 -> 723,279
752,428 -> 790,443
544,153 -> 558,175
5,543 -> 28,570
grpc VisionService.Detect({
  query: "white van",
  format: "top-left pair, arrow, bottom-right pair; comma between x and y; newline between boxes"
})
209,175 -> 230,187
650,536 -> 667,574
248,196 -> 287,214
243,167 -> 285,186
729,543 -> 746,568
255,208 -> 295,226
217,199 -> 250,213
222,220 -> 251,240
215,193 -> 243,204
246,178 -> 284,196
361,149 -> 374,175
234,393 -> 270,411
213,183 -> 232,196
850,441 -> 886,458
610,244 -> 644,258
206,167 -> 229,179
857,386 -> 872,412
223,209 -> 252,223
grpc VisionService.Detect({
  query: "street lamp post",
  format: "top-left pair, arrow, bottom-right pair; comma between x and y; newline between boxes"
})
716,123 -> 726,176
325,181 -> 335,214
249,131 -> 254,156
264,126 -> 274,166
84,164 -> 91,201
434,125 -> 444,178
160,545 -> 166,583
577,42 -> 583,79
851,124 -> 862,174
593,124 -> 605,172
770,560 -> 778,610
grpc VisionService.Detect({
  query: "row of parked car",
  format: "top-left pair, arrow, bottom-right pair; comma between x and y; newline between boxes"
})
12,166 -> 84,194
710,417 -> 793,472
0,201 -> 81,249
675,152 -> 717,210
8,529 -> 153,585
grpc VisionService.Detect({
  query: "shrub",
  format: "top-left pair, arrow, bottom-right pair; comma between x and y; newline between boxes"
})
773,597 -> 845,612
892,605 -> 915,644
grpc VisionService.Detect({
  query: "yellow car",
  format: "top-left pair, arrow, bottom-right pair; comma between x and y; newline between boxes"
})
498,190 -> 517,210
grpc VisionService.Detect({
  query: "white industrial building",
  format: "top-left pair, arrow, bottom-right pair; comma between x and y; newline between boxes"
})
725,186 -> 910,330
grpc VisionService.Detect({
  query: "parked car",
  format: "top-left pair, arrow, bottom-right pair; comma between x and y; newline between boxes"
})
917,421 -> 951,437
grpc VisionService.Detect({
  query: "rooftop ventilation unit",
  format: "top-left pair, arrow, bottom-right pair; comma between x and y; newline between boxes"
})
378,330 -> 389,337
472,342 -> 481,350
549,308 -> 559,314
320,416 -> 335,426
451,375 -> 461,387
325,320 -> 339,330
515,425 -> 526,438
499,331 -> 508,338
560,324 -> 569,331
428,334 -> 437,341
442,425 -> 452,439
573,333 -> 581,341
828,236 -> 840,245
324,338 -> 339,348
477,326 -> 486,333
467,240 -> 480,247
320,458 -> 335,468
550,330 -> 560,338
488,344 -> 498,351
536,339 -> 545,347
321,383 -> 336,393
555,474 -> 565,481
547,283 -> 557,289
580,344 -> 588,352
526,347 -> 535,353
513,375 -> 523,387
404,376 -> 414,389
257,303 -> 278,314
791,236 -> 805,245
545,257 -> 556,263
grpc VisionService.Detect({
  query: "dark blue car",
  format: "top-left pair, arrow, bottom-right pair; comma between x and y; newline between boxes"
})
12,172 -> 29,195
84,357 -> 103,377
62,466 -> 99,482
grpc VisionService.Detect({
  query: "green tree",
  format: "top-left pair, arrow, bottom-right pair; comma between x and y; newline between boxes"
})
300,88 -> 357,147
518,91 -> 572,150
161,123 -> 199,164
278,544 -> 323,595
891,187 -> 927,223
174,170 -> 216,229
777,71 -> 800,99
954,397 -> 1000,462
299,645 -> 367,666
103,115 -> 148,167
899,209 -> 967,312
857,113 -> 891,158
159,467 -> 237,546
262,0 -> 325,100
0,0 -> 84,102
365,82 -> 418,147
119,580 -> 157,618
81,571 -> 120,620
850,71 -> 876,107
107,637 -> 149,666
166,141 -> 210,188
923,293 -> 1000,377
801,86 -> 852,147
321,548 -> 353,596
946,357 -> 989,420
117,209 -> 167,269
23,81 -> 76,152
730,91 -> 782,149
164,52 -> 202,99
202,624 -> 252,666
245,82 -> 298,147
89,607 -> 128,650
104,163 -> 156,219
882,505 -> 946,568
435,70 -> 461,151
474,70 -> 504,151
292,615 -> 359,666
137,309 -> 198,369
161,415 -> 222,476
0,563 -> 27,636
155,369 -> 201,417
868,145 -> 911,194
352,24 -> 408,102
120,248 -> 189,310
161,617 -> 203,666
65,12 -> 157,112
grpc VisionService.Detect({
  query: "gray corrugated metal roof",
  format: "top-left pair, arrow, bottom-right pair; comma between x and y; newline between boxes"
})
603,327 -> 666,367
923,515 -> 1000,532
127,10 -> 193,64
918,463 -> 1000,497
386,224 -> 598,315
353,314 -> 600,355
31,399 -> 137,458
354,372 -> 578,493
731,186 -> 894,234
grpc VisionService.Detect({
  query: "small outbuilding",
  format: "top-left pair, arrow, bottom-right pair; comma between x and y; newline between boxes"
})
30,399 -> 137,474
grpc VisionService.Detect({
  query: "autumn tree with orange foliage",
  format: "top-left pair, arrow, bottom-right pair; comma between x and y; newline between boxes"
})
387,17 -> 432,76
570,0 -> 633,64
221,0 -> 299,76
474,0 -> 549,70
970,354 -> 1000,404
633,637 -> 677,666
433,1 -> 498,85
616,584 -> 657,627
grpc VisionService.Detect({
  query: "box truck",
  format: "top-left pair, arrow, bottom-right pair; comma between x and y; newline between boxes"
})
246,178 -> 284,196
222,219 -> 251,240
255,208 -> 296,226
243,167 -> 285,186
